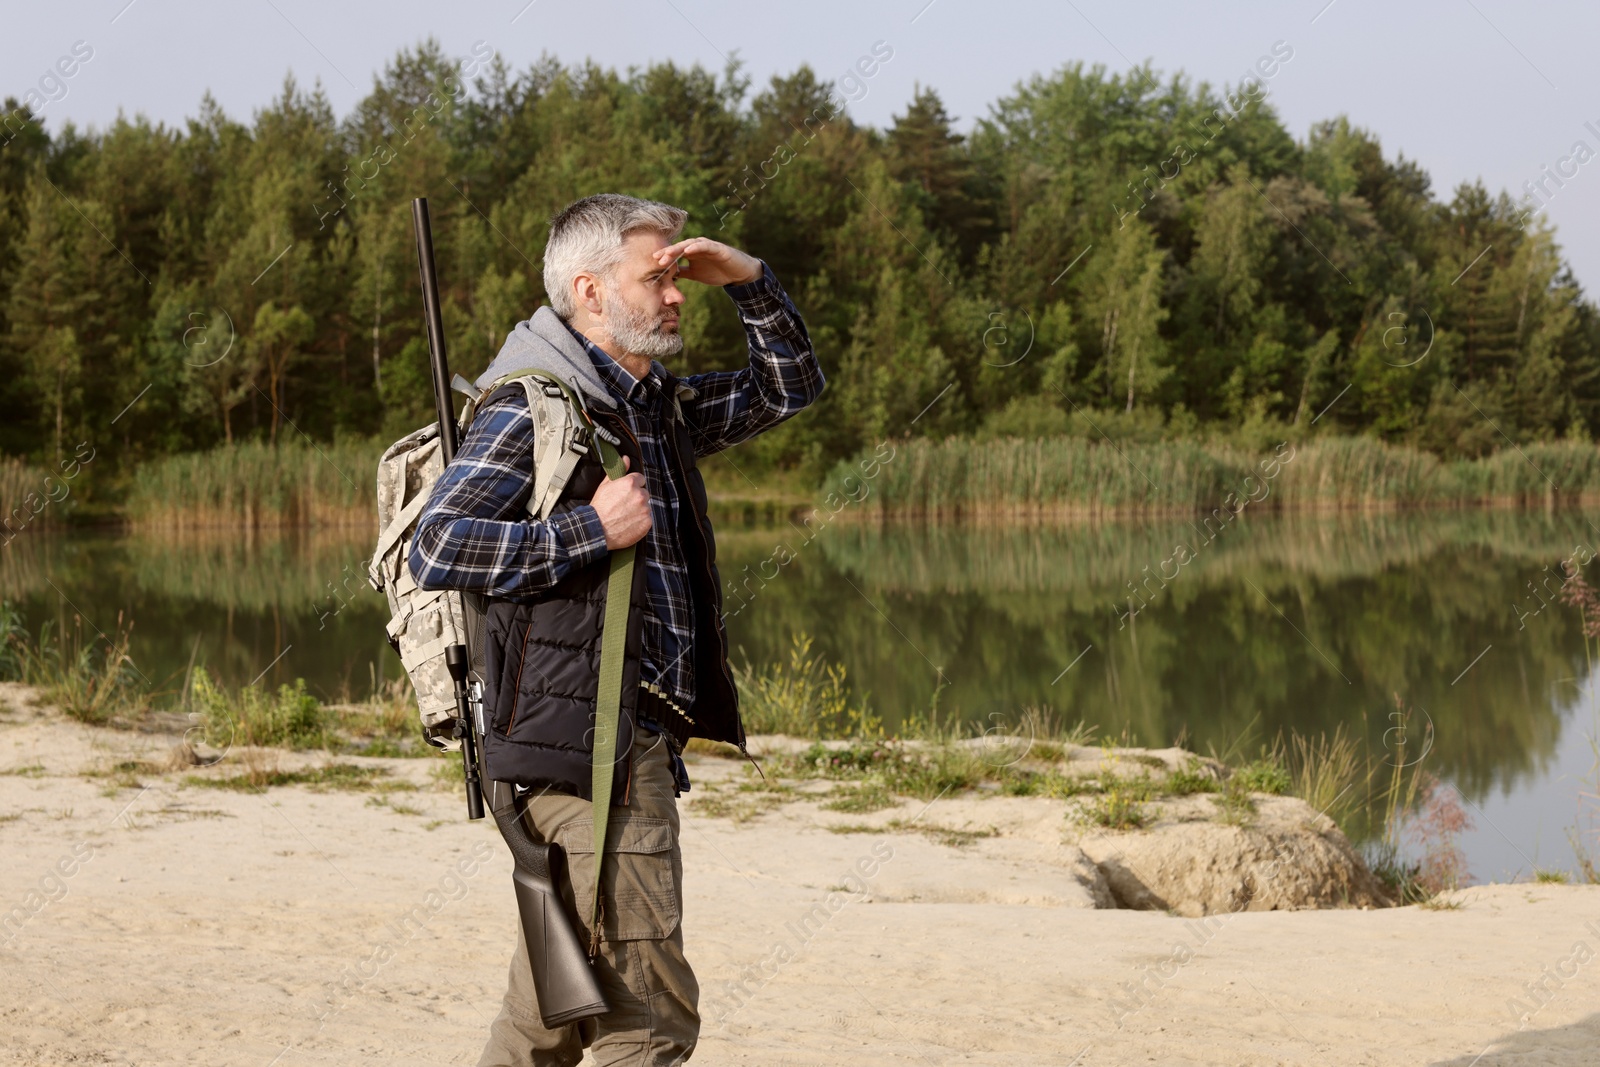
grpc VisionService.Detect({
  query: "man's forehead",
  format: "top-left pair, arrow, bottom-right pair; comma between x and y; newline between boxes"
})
623,230 -> 673,256
622,232 -> 681,277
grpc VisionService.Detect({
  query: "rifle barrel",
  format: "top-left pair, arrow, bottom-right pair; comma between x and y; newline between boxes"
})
411,197 -> 458,461
411,196 -> 484,822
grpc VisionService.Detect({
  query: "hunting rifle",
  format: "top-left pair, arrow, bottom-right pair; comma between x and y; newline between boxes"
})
410,196 -> 608,1027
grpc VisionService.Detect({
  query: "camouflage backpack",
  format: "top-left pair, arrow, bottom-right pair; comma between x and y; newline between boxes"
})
367,371 -> 597,748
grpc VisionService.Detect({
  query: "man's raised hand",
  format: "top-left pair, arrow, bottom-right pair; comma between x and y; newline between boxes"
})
654,237 -> 762,287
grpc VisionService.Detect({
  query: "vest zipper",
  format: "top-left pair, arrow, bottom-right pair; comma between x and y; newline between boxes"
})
660,384 -> 745,748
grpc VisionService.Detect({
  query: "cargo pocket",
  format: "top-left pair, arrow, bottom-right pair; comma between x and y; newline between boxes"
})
557,815 -> 679,941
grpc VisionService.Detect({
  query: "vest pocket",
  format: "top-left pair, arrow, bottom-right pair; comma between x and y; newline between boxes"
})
556,815 -> 678,941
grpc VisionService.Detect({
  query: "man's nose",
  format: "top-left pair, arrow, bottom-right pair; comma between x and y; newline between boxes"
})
663,284 -> 685,307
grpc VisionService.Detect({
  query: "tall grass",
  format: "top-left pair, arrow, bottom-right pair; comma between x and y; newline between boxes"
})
1441,442 -> 1600,505
0,456 -> 67,534
126,438 -> 383,529
834,435 -> 1244,519
1272,438 -> 1441,508
1,605 -> 150,725
733,632 -> 883,738
826,435 -> 1600,519
48,433 -> 1600,529
1284,724 -> 1366,829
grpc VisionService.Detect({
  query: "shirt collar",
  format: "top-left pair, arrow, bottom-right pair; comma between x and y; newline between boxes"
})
561,318 -> 661,407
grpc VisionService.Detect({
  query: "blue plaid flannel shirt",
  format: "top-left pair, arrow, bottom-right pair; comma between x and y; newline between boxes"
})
409,261 -> 824,782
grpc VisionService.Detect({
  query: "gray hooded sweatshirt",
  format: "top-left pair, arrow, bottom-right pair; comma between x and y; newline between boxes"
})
473,306 -> 625,411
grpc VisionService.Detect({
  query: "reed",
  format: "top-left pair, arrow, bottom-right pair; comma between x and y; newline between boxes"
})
1439,441 -> 1600,505
826,434 -> 1600,518
1269,437 -> 1440,508
59,433 -> 1600,529
837,436 -> 1245,520
125,438 -> 383,530
0,456 -> 67,535
6,608 -> 150,725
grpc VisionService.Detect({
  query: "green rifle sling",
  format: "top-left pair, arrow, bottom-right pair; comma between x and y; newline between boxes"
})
588,434 -> 633,953
496,370 -> 633,956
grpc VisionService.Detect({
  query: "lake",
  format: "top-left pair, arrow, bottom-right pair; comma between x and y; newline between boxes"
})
7,508 -> 1599,883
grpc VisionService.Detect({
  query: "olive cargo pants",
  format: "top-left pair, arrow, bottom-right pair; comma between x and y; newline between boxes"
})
477,729 -> 700,1067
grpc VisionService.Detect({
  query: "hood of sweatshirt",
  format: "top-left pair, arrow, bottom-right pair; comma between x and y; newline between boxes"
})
473,305 -> 618,410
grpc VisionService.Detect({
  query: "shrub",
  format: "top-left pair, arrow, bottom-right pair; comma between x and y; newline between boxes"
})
190,666 -> 327,750
733,632 -> 881,739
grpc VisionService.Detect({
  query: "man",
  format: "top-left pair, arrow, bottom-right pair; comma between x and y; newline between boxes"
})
408,193 -> 824,1066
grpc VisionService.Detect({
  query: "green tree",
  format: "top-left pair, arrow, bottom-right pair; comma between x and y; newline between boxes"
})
1083,219 -> 1169,412
245,302 -> 315,444
887,85 -> 995,266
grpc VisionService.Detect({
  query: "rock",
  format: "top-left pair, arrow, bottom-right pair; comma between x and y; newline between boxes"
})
1076,794 -> 1393,914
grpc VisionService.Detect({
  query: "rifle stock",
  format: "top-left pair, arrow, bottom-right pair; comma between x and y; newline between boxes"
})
491,791 -> 609,1027
410,196 -> 609,1028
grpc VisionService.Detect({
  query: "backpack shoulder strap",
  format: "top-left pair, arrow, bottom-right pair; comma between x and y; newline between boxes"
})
480,370 -> 594,522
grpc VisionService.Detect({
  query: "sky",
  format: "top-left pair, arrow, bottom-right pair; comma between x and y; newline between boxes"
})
7,0 -> 1599,293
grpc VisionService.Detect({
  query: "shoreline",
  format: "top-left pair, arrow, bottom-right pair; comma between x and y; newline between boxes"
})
10,490 -> 1600,537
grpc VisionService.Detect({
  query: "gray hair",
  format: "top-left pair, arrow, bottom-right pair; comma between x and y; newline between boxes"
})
544,193 -> 688,319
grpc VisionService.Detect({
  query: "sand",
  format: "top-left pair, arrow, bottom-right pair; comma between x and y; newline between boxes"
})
2,686 -> 1597,1066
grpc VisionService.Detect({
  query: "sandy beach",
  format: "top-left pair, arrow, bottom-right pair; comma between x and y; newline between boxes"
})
2,686 -> 1597,1067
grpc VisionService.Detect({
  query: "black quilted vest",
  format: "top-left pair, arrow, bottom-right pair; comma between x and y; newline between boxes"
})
478,373 -> 743,805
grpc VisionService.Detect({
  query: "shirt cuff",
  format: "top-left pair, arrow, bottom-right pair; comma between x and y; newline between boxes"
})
722,260 -> 779,304
545,504 -> 610,570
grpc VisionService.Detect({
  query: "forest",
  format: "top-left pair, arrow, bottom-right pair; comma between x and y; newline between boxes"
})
2,38 -> 1598,513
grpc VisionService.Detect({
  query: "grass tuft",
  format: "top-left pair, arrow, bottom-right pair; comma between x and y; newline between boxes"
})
1233,757 -> 1291,796
821,781 -> 899,813
1286,725 -> 1365,828
184,761 -> 392,794
1212,777 -> 1259,827
1073,772 -> 1159,830
6,608 -> 149,725
1165,758 -> 1221,795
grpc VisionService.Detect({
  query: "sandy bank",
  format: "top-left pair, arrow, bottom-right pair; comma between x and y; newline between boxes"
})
1,686 -> 1596,1065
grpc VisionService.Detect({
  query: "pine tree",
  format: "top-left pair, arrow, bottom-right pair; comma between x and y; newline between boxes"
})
887,86 -> 994,266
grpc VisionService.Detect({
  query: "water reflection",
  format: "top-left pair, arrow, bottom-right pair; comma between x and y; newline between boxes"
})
722,512 -> 1597,793
5,529 -> 395,702
9,509 -> 1600,876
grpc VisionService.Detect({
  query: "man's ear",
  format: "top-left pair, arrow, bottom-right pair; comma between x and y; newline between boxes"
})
573,271 -> 605,317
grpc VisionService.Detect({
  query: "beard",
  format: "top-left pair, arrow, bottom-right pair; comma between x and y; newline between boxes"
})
600,285 -> 683,359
